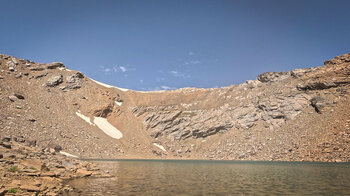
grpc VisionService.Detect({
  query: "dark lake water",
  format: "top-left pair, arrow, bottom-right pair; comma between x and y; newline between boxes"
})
68,159 -> 350,195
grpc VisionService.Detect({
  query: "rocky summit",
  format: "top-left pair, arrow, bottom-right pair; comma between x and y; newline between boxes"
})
0,53 -> 350,165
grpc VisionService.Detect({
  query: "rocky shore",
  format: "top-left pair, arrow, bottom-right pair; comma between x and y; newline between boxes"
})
0,136 -> 111,195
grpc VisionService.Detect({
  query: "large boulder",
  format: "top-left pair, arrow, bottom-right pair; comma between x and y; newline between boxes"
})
61,72 -> 84,91
46,74 -> 63,87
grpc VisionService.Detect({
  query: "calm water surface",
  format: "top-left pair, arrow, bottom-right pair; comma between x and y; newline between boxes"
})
68,160 -> 350,195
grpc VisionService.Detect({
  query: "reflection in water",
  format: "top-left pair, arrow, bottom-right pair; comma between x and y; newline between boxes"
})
69,160 -> 350,195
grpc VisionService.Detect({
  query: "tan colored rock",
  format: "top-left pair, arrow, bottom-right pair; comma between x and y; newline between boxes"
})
20,184 -> 42,192
76,169 -> 92,177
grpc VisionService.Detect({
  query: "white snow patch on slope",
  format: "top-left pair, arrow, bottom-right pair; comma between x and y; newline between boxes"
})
90,78 -> 172,93
76,111 -> 93,125
153,143 -> 166,152
93,117 -> 123,139
60,151 -> 79,158
115,101 -> 123,106
90,78 -> 129,91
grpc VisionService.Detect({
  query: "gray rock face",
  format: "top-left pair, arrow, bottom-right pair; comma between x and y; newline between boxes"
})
6,58 -> 18,71
257,71 -> 290,83
46,75 -> 63,87
257,93 -> 309,127
290,67 -> 318,78
132,90 -> 310,140
297,80 -> 350,91
297,82 -> 338,91
61,72 -> 84,90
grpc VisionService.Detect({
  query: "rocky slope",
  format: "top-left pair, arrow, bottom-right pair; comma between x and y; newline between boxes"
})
0,136 -> 111,195
0,53 -> 349,162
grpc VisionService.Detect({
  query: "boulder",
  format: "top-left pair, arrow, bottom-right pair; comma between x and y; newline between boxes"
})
47,143 -> 62,152
46,62 -> 64,69
62,72 -> 84,90
310,96 -> 330,113
46,74 -> 63,87
76,169 -> 92,177
7,59 -> 17,71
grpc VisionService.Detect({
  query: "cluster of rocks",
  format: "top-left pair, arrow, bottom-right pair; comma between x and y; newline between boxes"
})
0,136 -> 111,195
46,72 -> 85,91
0,54 -> 85,92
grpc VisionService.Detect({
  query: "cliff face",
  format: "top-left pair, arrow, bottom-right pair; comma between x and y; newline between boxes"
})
0,53 -> 349,162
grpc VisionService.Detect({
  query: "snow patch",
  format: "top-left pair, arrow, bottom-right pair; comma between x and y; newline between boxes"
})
90,78 -> 129,91
153,143 -> 166,152
137,90 -> 166,93
90,78 -> 173,93
60,151 -> 79,158
93,117 -> 123,139
76,111 -> 93,125
115,101 -> 123,106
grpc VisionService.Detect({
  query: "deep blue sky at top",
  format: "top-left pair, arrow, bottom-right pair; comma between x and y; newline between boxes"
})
1,0 -> 349,90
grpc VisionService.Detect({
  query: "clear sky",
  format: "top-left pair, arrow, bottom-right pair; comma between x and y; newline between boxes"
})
1,0 -> 349,90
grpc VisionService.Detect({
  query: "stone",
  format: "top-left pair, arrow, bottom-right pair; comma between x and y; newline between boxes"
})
15,73 -> 22,78
13,93 -> 25,99
28,118 -> 36,122
20,185 -> 42,192
257,71 -> 290,83
46,74 -> 63,87
8,95 -> 17,102
62,72 -> 84,90
47,143 -> 62,152
2,137 -> 11,142
310,96 -> 330,114
35,72 -> 48,79
297,81 -> 338,91
76,169 -> 92,177
0,142 -> 11,149
49,148 -> 56,154
30,67 -> 45,71
46,62 -> 64,69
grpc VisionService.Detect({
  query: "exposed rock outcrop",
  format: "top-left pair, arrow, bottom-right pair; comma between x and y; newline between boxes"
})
257,71 -> 290,83
46,74 -> 63,87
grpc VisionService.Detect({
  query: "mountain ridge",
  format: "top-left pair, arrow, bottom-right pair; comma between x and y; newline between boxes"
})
0,53 -> 349,162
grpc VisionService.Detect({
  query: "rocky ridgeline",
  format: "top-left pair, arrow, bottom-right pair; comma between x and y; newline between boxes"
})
131,54 -> 350,141
0,54 -> 85,92
0,52 -> 349,163
0,136 -> 111,195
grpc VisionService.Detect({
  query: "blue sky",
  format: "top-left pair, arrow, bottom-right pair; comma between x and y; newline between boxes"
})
1,0 -> 350,90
